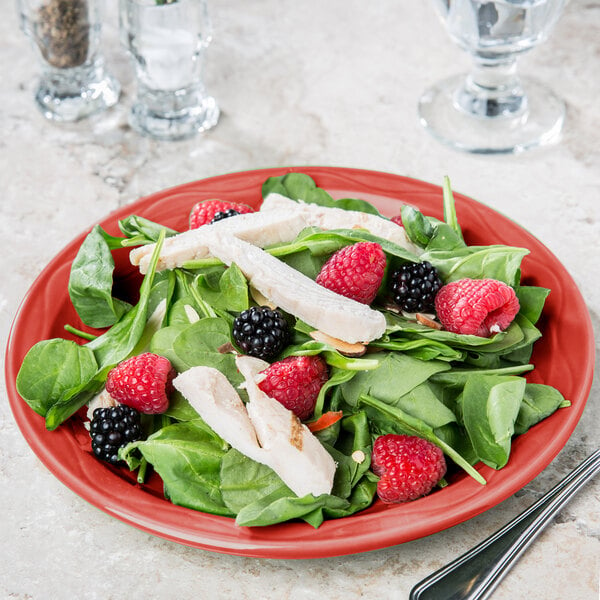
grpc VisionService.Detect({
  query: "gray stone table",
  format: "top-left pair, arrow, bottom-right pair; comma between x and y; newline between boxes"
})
1,1 -> 598,599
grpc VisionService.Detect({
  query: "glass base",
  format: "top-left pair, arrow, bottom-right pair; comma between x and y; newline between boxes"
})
418,75 -> 565,155
35,68 -> 121,123
130,95 -> 220,141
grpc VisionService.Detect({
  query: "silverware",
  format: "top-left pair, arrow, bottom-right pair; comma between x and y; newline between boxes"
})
410,448 -> 600,600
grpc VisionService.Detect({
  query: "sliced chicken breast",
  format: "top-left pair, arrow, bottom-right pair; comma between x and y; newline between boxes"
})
202,230 -> 386,343
261,192 -> 420,254
236,355 -> 336,497
172,366 -> 265,464
172,361 -> 336,498
131,210 -> 308,274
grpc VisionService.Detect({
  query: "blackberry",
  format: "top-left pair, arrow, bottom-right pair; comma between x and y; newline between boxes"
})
90,405 -> 143,465
232,306 -> 290,361
210,209 -> 241,224
390,261 -> 442,313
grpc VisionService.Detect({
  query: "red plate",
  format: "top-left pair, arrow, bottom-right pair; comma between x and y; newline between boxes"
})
5,167 -> 594,558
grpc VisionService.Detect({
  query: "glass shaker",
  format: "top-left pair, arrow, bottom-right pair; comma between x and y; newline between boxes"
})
17,0 -> 121,121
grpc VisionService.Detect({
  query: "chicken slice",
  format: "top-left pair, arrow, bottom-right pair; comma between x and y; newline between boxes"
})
202,230 -> 386,343
261,192 -> 420,254
236,355 -> 336,497
172,366 -> 265,464
172,362 -> 336,497
131,210 -> 308,274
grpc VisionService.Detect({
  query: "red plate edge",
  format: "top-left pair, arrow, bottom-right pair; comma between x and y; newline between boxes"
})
4,166 -> 595,559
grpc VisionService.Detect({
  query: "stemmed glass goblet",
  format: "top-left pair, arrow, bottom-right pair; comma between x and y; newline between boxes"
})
418,0 -> 566,154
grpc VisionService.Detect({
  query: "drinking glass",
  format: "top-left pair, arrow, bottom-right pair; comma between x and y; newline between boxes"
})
17,0 -> 121,122
418,0 -> 566,154
119,0 -> 220,141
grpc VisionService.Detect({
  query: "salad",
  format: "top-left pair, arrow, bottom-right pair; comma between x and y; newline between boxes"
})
15,172 -> 570,529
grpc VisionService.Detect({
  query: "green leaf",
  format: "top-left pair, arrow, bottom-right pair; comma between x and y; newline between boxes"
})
514,383 -> 569,435
121,419 -> 233,516
422,245 -> 529,286
68,225 -> 131,328
16,339 -> 98,417
442,176 -> 464,243
461,375 -> 526,469
370,336 -> 465,362
515,286 -> 550,324
262,172 -> 382,215
400,205 -> 435,248
431,364 -> 534,388
220,414 -> 377,528
194,263 -> 249,312
340,352 -> 450,408
44,368 -> 109,430
118,215 -> 179,247
358,393 -> 486,484
86,231 -> 166,369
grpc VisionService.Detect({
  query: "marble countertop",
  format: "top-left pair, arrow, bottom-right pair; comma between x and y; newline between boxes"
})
1,1 -> 598,598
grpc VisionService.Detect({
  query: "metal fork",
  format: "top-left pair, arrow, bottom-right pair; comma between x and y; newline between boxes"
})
410,448 -> 600,600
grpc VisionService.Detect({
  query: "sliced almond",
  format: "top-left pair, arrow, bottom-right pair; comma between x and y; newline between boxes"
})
309,330 -> 366,357
250,286 -> 277,310
351,450 -> 366,464
382,302 -> 402,315
416,313 -> 442,330
218,342 -> 238,355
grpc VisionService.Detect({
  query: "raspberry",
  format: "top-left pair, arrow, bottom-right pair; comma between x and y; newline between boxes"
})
371,434 -> 446,503
434,278 -> 520,337
232,306 -> 290,361
390,261 -> 442,313
90,406 -> 143,465
316,242 -> 386,304
257,355 -> 329,420
189,199 -> 254,229
105,353 -> 176,414
390,215 -> 403,226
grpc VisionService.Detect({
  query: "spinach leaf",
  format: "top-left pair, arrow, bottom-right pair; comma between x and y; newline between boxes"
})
35,232 -> 166,429
391,382 -> 458,430
399,205 -> 435,248
234,488 -> 356,528
500,314 -> 542,364
284,337 -> 379,372
44,367 -> 110,430
118,215 -> 179,247
68,225 -> 132,328
400,205 -> 465,252
270,227 -> 418,262
313,367 -> 356,418
515,285 -> 550,325
369,336 -> 465,362
514,383 -> 569,435
358,393 -> 486,484
164,391 -> 201,422
461,375 -> 526,469
384,312 -> 525,355
16,339 -> 98,417
443,175 -> 464,243
262,172 -> 382,215
86,231 -> 165,369
431,364 -> 534,387
121,419 -> 233,516
220,411 -> 377,528
152,317 -> 245,393
220,449 -> 293,515
422,245 -> 529,286
149,323 -> 190,372
194,263 -> 249,312
340,352 -> 450,408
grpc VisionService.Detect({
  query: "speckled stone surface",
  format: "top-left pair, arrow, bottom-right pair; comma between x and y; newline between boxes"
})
1,1 -> 599,599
